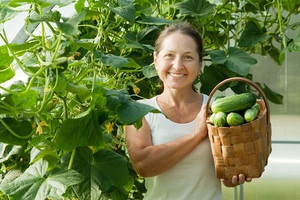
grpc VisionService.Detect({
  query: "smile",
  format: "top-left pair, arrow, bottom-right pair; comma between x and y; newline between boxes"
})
168,72 -> 186,77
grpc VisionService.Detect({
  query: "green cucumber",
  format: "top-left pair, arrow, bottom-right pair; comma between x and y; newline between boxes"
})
215,95 -> 225,100
214,112 -> 227,127
227,112 -> 245,126
209,113 -> 215,124
244,103 -> 260,122
211,92 -> 256,113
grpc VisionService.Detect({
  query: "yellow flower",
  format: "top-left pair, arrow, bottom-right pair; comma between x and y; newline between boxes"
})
106,122 -> 114,134
133,87 -> 140,95
36,121 -> 48,134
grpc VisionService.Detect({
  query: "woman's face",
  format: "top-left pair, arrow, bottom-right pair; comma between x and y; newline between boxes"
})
154,32 -> 201,91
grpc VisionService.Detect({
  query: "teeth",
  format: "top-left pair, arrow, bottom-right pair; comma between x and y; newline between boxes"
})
169,73 -> 185,77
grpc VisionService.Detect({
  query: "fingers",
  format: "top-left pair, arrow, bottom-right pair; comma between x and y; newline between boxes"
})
232,174 -> 252,185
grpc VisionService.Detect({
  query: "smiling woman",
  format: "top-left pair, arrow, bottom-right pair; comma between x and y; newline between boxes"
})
125,22 -> 252,200
0,0 -> 299,199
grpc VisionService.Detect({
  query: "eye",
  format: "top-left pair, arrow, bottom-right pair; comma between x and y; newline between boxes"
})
164,54 -> 174,59
183,55 -> 193,60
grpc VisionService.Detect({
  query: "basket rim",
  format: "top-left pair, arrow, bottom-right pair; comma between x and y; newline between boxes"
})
205,77 -> 270,124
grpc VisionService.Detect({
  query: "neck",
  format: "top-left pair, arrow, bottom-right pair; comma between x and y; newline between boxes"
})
159,87 -> 199,106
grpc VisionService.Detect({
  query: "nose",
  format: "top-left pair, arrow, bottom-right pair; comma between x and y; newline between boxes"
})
172,57 -> 184,71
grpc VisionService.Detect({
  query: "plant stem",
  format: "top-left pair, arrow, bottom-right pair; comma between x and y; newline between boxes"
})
68,149 -> 76,169
276,0 -> 287,48
0,119 -> 35,139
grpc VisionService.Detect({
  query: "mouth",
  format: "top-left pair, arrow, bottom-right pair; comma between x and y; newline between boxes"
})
168,72 -> 186,78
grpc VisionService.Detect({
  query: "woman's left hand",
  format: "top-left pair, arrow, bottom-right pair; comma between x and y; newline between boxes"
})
221,174 -> 252,187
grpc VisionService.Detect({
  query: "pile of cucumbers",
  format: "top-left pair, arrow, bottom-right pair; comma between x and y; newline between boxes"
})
209,93 -> 260,127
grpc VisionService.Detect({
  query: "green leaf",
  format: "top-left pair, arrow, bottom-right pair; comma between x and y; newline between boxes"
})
137,15 -> 173,25
53,74 -> 68,95
0,159 -> 83,200
0,7 -> 20,23
94,50 -> 130,69
4,90 -> 38,110
0,118 -> 32,145
266,44 -> 283,65
136,26 -> 161,45
54,111 -> 104,151
176,0 -> 214,17
262,83 -> 283,104
142,64 -> 157,78
0,143 -> 23,163
239,21 -> 271,47
117,99 -> 160,125
109,3 -> 136,23
56,10 -> 86,36
200,64 -> 228,94
210,47 -> 257,76
0,66 -> 15,84
288,31 -> 300,51
70,147 -> 130,199
75,0 -> 86,13
28,11 -> 61,23
0,49 -> 14,83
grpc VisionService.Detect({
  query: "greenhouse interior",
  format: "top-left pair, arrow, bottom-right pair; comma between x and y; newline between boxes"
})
0,1 -> 299,200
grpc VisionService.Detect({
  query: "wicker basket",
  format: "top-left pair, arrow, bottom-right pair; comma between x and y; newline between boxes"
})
206,77 -> 272,180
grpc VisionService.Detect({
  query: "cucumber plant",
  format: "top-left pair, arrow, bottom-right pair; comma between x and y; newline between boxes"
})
0,0 -> 299,199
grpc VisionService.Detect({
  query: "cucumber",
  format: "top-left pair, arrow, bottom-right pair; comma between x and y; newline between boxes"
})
227,112 -> 245,126
209,113 -> 215,124
215,95 -> 225,100
211,93 -> 256,113
244,103 -> 260,122
213,112 -> 227,127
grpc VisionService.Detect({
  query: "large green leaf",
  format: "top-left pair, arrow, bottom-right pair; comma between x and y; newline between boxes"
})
0,143 -> 23,163
200,64 -> 228,95
0,159 -> 83,200
69,147 -> 131,200
4,90 -> 38,110
117,100 -> 160,125
54,110 -> 104,151
239,21 -> 271,47
176,0 -> 214,17
210,47 -> 257,76
109,3 -> 136,23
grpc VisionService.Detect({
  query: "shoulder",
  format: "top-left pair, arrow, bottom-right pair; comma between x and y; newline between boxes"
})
201,93 -> 215,105
137,96 -> 157,108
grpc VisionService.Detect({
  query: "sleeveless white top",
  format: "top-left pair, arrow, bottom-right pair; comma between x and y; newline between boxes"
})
140,95 -> 222,200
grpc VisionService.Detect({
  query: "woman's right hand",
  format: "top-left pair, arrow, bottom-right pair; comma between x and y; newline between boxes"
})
192,105 -> 208,142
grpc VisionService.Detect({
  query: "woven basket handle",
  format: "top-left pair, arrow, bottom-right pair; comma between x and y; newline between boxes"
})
205,77 -> 270,124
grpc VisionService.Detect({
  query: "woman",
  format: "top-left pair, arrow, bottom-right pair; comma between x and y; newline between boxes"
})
125,22 -> 251,200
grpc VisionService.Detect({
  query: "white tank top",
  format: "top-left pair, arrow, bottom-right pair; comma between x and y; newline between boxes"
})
140,95 -> 222,200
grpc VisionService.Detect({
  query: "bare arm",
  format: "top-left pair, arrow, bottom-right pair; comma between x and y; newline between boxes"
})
125,105 -> 208,177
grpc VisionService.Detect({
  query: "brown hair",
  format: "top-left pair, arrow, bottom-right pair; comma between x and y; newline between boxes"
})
154,21 -> 203,62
